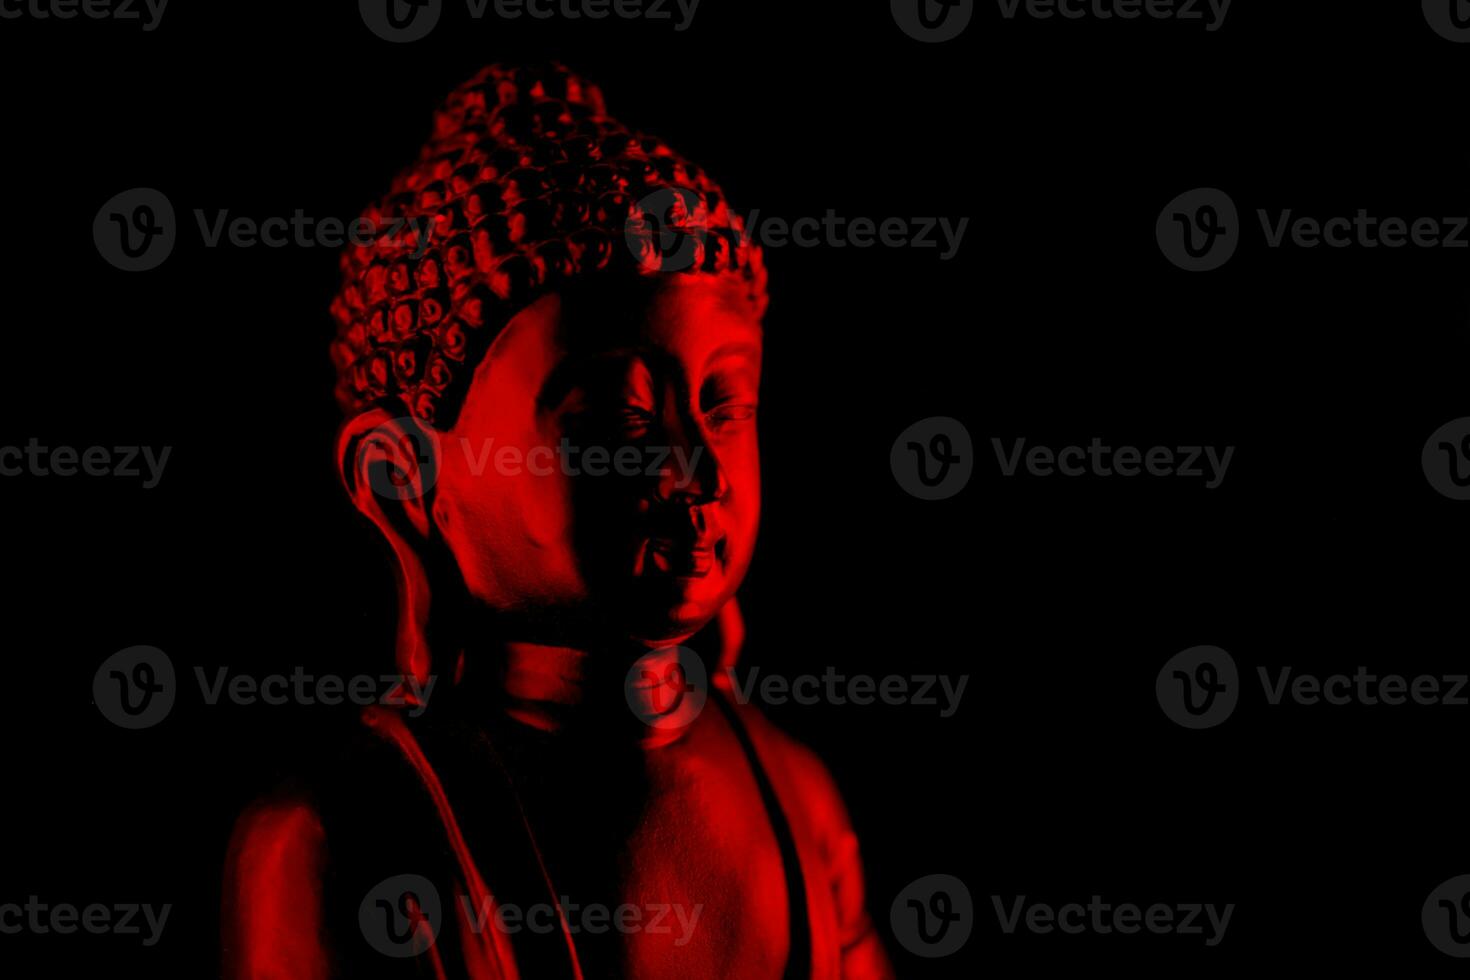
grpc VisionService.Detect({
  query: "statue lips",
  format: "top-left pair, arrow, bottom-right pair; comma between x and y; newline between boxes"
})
640,503 -> 726,580
648,536 -> 717,577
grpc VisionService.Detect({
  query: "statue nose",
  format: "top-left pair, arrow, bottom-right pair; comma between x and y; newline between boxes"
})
658,457 -> 727,506
654,403 -> 729,505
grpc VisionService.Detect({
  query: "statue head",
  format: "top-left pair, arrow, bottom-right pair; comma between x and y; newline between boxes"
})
329,64 -> 767,683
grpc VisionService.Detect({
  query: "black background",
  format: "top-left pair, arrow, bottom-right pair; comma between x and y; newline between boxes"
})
2,0 -> 1469,975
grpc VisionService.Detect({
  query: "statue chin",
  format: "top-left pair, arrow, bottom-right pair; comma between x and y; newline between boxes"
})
618,557 -> 745,648
603,588 -> 732,650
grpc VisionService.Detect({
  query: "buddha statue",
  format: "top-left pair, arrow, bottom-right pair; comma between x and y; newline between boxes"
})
221,62 -> 893,980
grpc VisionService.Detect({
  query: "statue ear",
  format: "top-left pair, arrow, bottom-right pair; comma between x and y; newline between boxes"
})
336,409 -> 442,688
336,408 -> 439,542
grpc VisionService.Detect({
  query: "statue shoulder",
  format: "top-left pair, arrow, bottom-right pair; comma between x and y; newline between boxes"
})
221,792 -> 331,980
722,701 -> 845,809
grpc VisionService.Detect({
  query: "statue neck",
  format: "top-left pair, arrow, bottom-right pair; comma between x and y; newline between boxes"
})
489,640 -> 701,748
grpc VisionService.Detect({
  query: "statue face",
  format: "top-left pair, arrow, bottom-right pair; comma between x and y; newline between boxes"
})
430,274 -> 762,647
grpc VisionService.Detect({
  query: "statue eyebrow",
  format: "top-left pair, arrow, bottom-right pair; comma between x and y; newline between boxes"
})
704,342 -> 761,370
536,348 -> 646,414
536,341 -> 758,415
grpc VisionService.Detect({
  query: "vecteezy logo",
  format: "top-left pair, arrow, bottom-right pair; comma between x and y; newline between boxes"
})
627,189 -> 705,272
1157,188 -> 1239,272
1424,0 -> 1470,42
93,188 -> 176,272
1156,645 -> 1238,729
1424,875 -> 1470,956
93,646 -> 176,729
891,417 -> 974,500
362,418 -> 441,501
891,874 -> 973,957
1422,417 -> 1470,500
891,0 -> 973,42
360,875 -> 442,957
624,646 -> 708,731
360,0 -> 442,42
